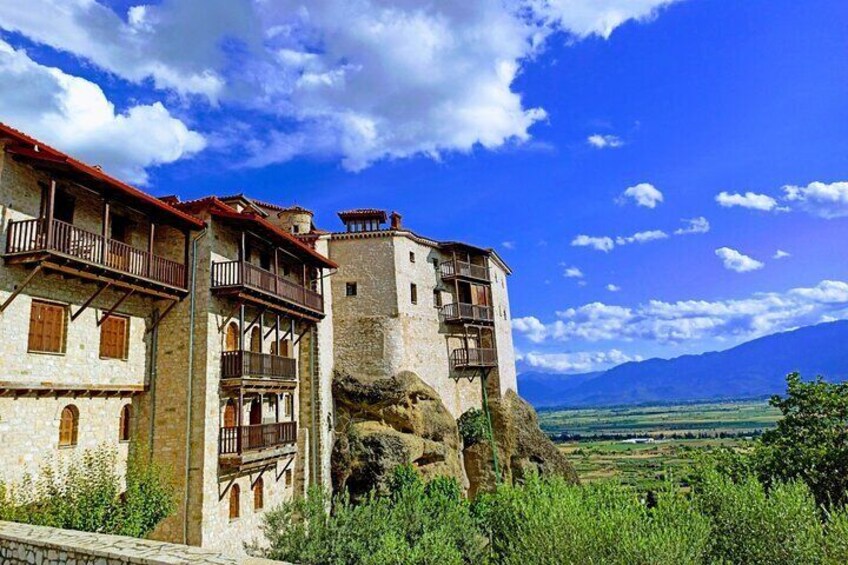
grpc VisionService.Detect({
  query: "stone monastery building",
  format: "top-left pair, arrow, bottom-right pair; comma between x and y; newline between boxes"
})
0,123 -> 516,554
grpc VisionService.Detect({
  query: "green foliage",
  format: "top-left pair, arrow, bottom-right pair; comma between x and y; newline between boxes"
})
256,465 -> 488,565
755,372 -> 848,508
457,408 -> 488,447
0,445 -> 175,538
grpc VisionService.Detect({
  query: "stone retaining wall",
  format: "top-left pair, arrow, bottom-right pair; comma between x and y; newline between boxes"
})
0,521 -> 287,565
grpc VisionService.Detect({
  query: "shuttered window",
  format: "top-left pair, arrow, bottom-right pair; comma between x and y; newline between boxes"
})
253,478 -> 264,511
28,300 -> 67,354
59,405 -> 79,447
100,315 -> 129,359
229,484 -> 240,520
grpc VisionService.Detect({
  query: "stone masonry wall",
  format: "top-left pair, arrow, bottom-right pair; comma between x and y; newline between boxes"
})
489,261 -> 517,397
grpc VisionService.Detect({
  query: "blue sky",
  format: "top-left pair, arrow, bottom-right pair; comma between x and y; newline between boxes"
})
1,0 -> 847,374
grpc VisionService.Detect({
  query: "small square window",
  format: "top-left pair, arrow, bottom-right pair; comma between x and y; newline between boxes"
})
100,315 -> 130,360
410,283 -> 418,305
409,251 -> 415,263
433,290 -> 442,308
346,282 -> 358,296
292,225 -> 300,234
28,300 -> 68,354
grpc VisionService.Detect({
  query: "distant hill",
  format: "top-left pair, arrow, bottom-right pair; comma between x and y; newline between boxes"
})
519,320 -> 848,408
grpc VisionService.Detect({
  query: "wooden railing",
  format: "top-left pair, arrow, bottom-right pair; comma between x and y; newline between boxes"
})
211,260 -> 323,313
441,302 -> 494,323
5,218 -> 186,288
450,348 -> 498,369
440,259 -> 490,282
221,350 -> 296,380
219,421 -> 297,455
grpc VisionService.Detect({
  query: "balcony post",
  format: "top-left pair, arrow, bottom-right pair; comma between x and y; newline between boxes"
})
238,304 -> 245,351
147,222 -> 155,277
44,179 -> 56,249
273,248 -> 279,296
101,199 -> 110,264
237,388 -> 244,453
183,229 -> 190,288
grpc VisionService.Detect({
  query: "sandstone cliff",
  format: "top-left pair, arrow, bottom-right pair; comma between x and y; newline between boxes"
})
331,371 -> 577,499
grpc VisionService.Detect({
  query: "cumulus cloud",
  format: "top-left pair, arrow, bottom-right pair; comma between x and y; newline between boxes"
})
715,191 -> 783,212
715,247 -> 764,273
619,182 -> 664,208
607,284 -> 621,292
774,249 -> 791,259
0,0 -> 681,171
675,217 -> 710,235
571,235 -> 615,252
0,40 -> 205,183
783,181 -> 848,219
563,266 -> 584,278
517,349 -> 642,373
587,133 -> 623,148
616,229 -> 668,245
512,280 -> 848,345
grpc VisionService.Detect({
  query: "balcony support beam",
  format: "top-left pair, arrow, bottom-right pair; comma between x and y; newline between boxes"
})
0,264 -> 43,313
97,288 -> 134,326
145,299 -> 179,335
71,281 -> 111,322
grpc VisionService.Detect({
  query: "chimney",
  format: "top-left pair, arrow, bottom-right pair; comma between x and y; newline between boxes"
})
390,211 -> 402,230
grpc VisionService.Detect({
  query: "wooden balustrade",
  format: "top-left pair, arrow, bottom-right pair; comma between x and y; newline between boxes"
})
221,350 -> 297,380
441,302 -> 494,323
440,259 -> 490,282
450,348 -> 498,370
211,260 -> 324,313
5,218 -> 186,288
219,421 -> 297,455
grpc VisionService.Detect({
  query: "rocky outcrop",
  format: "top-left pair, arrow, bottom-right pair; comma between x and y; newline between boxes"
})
463,389 -> 579,497
332,371 -> 577,500
331,371 -> 465,500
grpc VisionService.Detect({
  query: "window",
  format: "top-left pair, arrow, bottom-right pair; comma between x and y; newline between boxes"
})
119,404 -> 132,442
52,188 -> 75,224
225,322 -> 239,352
250,326 -> 261,353
110,215 -> 131,243
285,469 -> 293,487
28,300 -> 67,354
253,478 -> 264,511
59,405 -> 79,447
271,339 -> 292,357
345,282 -> 357,297
229,484 -> 240,520
410,283 -> 417,305
292,225 -> 300,234
223,399 -> 237,428
433,290 -> 442,308
285,394 -> 295,419
100,314 -> 129,359
409,251 -> 415,263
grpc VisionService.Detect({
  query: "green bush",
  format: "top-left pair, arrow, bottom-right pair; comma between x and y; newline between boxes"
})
0,445 -> 175,538
457,408 -> 488,447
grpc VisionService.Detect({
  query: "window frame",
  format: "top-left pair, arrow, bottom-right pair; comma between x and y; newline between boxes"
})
99,314 -> 130,360
345,282 -> 358,297
28,299 -> 68,355
59,404 -> 79,448
229,484 -> 241,521
410,283 -> 418,305
253,478 -> 264,511
119,404 -> 132,442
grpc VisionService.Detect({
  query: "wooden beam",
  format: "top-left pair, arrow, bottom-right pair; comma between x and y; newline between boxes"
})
0,264 -> 43,313
45,179 -> 56,247
145,299 -> 179,334
101,199 -> 110,264
147,222 -> 155,277
244,306 -> 268,335
97,288 -> 134,326
71,281 -> 111,322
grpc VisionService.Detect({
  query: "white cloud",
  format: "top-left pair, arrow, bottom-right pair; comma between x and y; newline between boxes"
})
675,216 -> 710,235
502,241 -> 516,250
571,234 -> 615,252
607,284 -> 621,292
715,247 -> 764,273
517,349 -> 642,373
512,280 -> 848,346
715,191 -> 782,212
0,41 -> 205,184
783,181 -> 848,219
587,133 -> 623,148
563,266 -> 584,279
774,249 -> 791,259
0,0 -> 680,171
616,229 -> 668,245
619,182 -> 664,208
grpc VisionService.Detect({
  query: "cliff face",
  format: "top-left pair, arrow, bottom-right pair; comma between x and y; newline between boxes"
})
331,371 -> 577,499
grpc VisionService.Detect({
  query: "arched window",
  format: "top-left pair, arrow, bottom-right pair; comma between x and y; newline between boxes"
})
59,405 -> 79,447
223,399 -> 237,428
119,404 -> 132,442
253,478 -> 264,511
249,326 -> 261,353
271,338 -> 292,357
229,484 -> 240,520
225,322 -> 239,352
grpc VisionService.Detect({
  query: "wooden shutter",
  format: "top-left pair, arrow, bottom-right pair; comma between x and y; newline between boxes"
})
253,478 -> 264,510
224,400 -> 237,428
100,315 -> 128,359
229,485 -> 240,520
29,301 -> 66,353
59,405 -> 78,447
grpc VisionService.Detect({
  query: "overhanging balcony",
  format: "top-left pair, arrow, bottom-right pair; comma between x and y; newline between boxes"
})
221,350 -> 296,391
4,218 -> 187,297
440,259 -> 490,283
219,421 -> 297,470
441,302 -> 494,325
211,260 -> 324,319
450,348 -> 498,371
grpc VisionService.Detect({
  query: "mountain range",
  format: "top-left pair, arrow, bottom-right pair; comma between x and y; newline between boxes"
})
518,320 -> 848,408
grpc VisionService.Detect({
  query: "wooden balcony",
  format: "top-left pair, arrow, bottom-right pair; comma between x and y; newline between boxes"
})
211,260 -> 324,318
440,259 -> 490,283
220,350 -> 296,391
450,348 -> 498,371
218,421 -> 297,469
4,218 -> 186,296
441,302 -> 494,324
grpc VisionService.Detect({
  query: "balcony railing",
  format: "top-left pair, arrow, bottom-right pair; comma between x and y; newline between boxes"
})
450,348 -> 498,370
440,259 -> 490,282
441,302 -> 494,324
221,350 -> 296,381
211,260 -> 323,314
5,218 -> 186,289
219,421 -> 297,455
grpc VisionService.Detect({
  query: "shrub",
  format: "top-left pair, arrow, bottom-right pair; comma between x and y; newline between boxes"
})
458,408 -> 488,447
0,445 -> 175,538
